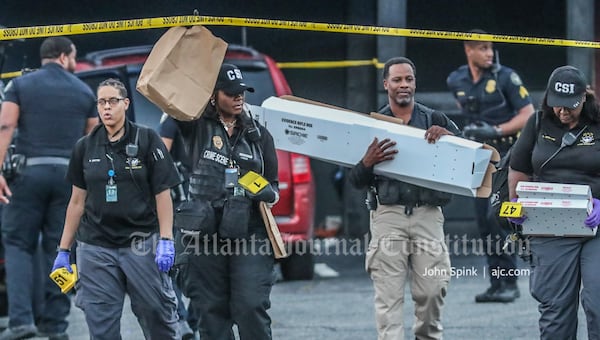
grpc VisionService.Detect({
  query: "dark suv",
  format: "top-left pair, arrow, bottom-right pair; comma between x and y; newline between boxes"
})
75,44 -> 316,280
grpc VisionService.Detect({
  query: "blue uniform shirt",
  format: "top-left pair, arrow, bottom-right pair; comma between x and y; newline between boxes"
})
3,62 -> 96,158
446,65 -> 532,126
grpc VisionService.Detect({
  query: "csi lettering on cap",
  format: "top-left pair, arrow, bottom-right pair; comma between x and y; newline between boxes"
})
546,65 -> 586,109
215,63 -> 255,94
226,68 -> 243,81
554,82 -> 576,95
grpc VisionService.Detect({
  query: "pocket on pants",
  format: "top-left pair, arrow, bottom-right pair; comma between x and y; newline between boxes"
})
174,200 -> 216,264
365,244 -> 380,273
218,196 -> 251,239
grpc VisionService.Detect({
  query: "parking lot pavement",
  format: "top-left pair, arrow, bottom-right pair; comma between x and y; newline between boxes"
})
0,296 -> 145,340
0,242 -> 589,339
270,240 -> 589,340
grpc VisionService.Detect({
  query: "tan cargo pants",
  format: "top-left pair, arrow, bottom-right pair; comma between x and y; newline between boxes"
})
366,204 -> 451,340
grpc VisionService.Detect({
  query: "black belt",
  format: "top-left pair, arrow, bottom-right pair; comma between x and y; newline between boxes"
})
482,134 -> 518,148
26,157 -> 69,166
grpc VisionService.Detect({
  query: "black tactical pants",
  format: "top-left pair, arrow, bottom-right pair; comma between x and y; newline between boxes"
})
179,234 -> 275,340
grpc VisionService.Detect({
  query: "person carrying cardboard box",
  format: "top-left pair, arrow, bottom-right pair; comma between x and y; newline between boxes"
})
349,57 -> 459,340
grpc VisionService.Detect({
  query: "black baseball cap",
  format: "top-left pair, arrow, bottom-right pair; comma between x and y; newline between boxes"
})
546,66 -> 587,109
215,63 -> 255,95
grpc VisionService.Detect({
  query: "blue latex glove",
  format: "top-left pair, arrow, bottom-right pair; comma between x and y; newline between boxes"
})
52,251 -> 72,273
155,239 -> 175,273
507,197 -> 527,225
584,198 -> 600,229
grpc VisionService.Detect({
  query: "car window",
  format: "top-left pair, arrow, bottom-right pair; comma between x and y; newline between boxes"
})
126,68 -> 276,130
237,69 -> 276,106
127,76 -> 163,130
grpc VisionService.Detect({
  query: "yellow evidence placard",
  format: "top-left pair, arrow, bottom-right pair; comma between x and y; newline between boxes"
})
238,171 -> 269,194
49,264 -> 78,294
499,202 -> 523,218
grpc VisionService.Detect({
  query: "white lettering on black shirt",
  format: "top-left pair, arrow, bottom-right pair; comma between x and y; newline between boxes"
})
203,150 -> 229,166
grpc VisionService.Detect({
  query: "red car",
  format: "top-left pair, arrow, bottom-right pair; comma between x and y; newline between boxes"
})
75,44 -> 316,280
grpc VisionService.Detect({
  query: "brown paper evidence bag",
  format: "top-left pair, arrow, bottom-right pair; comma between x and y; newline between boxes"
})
136,25 -> 227,121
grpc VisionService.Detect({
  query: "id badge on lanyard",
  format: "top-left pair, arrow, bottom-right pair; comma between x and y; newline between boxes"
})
106,169 -> 118,202
224,162 -> 244,196
105,155 -> 118,202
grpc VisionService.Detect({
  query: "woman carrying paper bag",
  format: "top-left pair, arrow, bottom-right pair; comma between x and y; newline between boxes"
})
173,63 -> 280,340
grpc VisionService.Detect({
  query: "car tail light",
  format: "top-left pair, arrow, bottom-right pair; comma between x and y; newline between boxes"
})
291,153 -> 311,184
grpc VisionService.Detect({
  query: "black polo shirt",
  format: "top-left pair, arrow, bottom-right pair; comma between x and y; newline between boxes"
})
447,65 -> 532,126
67,120 -> 180,248
511,113 -> 600,196
159,115 -> 192,170
3,62 -> 96,157
379,102 -> 460,134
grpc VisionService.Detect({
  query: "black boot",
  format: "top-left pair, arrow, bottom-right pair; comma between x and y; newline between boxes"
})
475,281 -> 519,303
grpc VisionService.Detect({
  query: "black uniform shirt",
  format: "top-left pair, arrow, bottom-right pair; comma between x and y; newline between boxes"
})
4,63 -> 96,157
511,113 -> 600,196
447,65 -> 531,126
159,115 -> 192,170
67,120 -> 180,248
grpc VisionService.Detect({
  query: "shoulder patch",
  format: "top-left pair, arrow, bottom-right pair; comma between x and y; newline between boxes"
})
510,72 -> 523,86
519,86 -> 529,99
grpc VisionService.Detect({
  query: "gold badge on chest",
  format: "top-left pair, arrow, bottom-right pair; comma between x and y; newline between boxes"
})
213,135 -> 224,150
485,79 -> 497,94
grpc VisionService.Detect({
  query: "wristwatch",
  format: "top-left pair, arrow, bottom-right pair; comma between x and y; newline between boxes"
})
56,246 -> 70,252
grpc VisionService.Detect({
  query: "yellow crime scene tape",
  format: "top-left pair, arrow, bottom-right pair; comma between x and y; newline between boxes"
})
277,58 -> 383,69
1,14 -> 599,79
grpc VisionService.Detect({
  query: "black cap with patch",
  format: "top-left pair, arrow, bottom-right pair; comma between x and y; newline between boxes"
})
215,63 -> 255,95
546,66 -> 587,109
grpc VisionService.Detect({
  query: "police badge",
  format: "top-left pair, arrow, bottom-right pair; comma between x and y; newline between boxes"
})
485,79 -> 497,94
213,135 -> 223,149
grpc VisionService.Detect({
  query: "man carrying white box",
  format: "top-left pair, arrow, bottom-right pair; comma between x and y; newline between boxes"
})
348,57 -> 460,340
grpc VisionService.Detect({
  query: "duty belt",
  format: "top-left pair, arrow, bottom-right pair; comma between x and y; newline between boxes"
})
26,157 -> 70,166
482,134 -> 518,153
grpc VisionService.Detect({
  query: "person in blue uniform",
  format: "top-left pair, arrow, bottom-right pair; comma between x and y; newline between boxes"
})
0,36 -> 98,340
508,65 -> 600,340
447,30 -> 535,303
52,78 -> 181,339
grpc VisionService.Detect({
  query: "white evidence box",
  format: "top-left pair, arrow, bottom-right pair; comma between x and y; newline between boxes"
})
248,96 -> 499,198
516,181 -> 597,237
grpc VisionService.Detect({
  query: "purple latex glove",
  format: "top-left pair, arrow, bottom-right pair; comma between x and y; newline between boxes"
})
52,251 -> 72,273
155,239 -> 175,273
584,198 -> 600,229
507,197 -> 527,225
